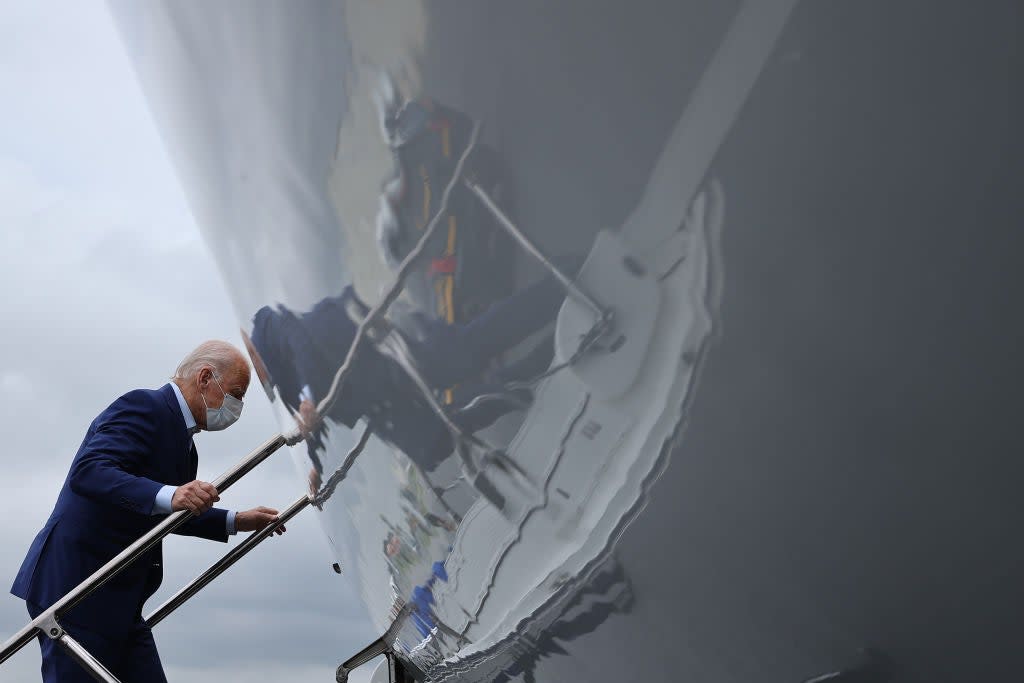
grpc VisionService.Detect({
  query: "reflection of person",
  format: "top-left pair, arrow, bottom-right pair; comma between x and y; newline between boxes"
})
405,505 -> 456,535
245,270 -> 570,473
10,341 -> 286,683
409,560 -> 465,648
383,529 -> 420,579
374,87 -> 514,322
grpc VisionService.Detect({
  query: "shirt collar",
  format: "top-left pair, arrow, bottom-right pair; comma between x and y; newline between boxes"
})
170,382 -> 199,435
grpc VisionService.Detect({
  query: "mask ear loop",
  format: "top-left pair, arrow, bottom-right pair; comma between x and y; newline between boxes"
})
212,373 -> 244,414
198,369 -> 231,415
212,375 -> 226,402
197,373 -> 210,411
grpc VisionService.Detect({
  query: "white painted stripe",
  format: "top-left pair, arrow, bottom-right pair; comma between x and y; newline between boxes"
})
622,0 -> 801,253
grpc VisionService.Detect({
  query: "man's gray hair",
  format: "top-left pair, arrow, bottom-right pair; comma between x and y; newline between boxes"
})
173,340 -> 243,381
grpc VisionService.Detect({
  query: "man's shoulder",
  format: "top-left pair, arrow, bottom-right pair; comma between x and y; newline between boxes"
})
97,386 -> 175,423
113,386 -> 168,407
308,288 -> 362,324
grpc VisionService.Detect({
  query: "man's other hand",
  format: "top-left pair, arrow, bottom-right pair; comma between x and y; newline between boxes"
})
298,399 -> 320,437
237,506 -> 286,535
172,480 -> 220,515
308,466 -> 322,498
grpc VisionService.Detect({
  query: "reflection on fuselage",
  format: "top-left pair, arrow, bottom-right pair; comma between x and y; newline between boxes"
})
238,73 -> 726,677
109,1 -> 737,678
245,259 -> 570,478
110,1 -> 1024,681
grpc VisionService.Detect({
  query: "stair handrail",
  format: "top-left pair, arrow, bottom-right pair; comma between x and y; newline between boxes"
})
0,433 -> 287,666
144,492 -> 311,628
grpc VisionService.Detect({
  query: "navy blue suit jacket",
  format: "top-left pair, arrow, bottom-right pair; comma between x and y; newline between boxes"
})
251,288 -> 453,469
10,384 -> 229,634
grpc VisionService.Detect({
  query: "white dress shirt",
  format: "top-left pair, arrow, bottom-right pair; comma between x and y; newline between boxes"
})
150,383 -> 236,535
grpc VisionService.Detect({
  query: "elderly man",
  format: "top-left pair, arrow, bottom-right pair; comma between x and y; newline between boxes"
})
11,340 -> 285,683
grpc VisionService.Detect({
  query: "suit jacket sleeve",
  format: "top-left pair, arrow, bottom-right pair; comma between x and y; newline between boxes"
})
175,507 -> 230,542
67,392 -> 166,514
283,315 -> 319,401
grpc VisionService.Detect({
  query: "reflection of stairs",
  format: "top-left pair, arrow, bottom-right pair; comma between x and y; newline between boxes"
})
424,181 -> 722,665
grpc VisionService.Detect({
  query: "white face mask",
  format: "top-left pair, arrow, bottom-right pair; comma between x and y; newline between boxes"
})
201,374 -> 243,431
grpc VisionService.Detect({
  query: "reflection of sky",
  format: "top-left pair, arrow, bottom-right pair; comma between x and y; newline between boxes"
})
108,1 -> 354,317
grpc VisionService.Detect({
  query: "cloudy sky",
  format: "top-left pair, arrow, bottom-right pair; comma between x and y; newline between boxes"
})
0,2 -> 377,680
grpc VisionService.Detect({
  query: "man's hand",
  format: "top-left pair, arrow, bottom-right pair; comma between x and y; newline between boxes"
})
237,506 -> 286,535
308,466 -> 322,498
172,480 -> 220,515
298,399 -> 320,437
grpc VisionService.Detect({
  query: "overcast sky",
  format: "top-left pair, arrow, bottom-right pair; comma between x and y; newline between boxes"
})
0,3 -> 376,681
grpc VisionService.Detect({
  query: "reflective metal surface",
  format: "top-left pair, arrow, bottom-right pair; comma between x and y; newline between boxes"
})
110,1 -> 1024,681
464,180 -> 610,322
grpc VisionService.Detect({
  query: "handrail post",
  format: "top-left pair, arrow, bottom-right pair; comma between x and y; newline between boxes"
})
0,433 -> 287,665
335,605 -> 414,683
57,633 -> 121,683
32,612 -> 120,682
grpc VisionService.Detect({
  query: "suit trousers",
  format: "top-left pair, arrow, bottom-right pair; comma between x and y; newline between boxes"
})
27,602 -> 167,683
410,271 -> 571,390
